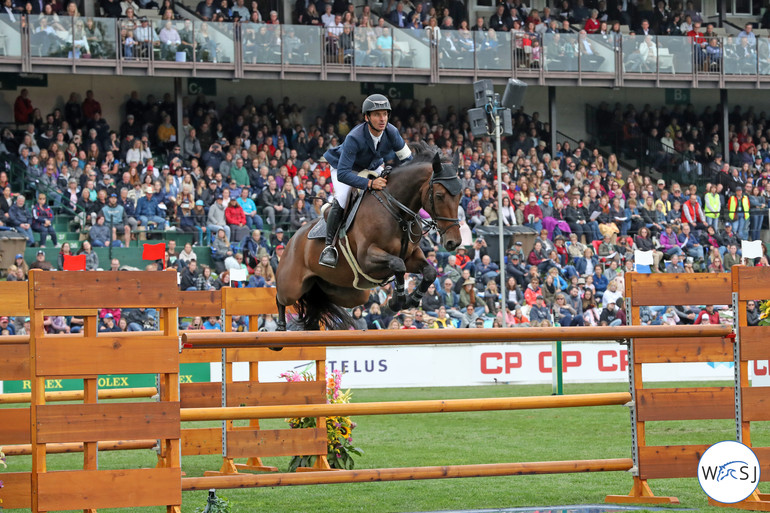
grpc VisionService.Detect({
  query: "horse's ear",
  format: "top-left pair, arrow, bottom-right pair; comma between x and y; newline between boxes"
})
432,152 -> 441,173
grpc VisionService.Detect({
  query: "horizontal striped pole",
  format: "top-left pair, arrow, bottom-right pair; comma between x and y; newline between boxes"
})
182,458 -> 634,490
0,387 -> 157,405
2,439 -> 157,456
181,392 -> 632,422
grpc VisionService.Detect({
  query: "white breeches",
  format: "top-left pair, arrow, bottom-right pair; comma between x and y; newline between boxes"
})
330,165 -> 384,208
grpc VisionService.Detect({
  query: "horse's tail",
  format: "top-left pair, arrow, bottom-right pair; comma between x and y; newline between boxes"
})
294,282 -> 353,331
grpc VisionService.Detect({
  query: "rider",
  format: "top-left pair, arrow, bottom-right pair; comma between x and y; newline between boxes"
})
318,94 -> 413,268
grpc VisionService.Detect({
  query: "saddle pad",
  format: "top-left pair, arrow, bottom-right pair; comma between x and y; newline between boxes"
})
306,190 -> 367,240
308,218 -> 326,239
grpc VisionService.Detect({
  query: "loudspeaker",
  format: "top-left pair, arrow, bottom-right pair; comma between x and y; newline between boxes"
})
468,107 -> 488,136
501,109 -> 513,136
501,79 -> 527,110
473,79 -> 494,108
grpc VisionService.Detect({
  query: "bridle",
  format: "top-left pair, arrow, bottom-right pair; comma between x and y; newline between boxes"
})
427,164 -> 462,236
371,165 -> 461,256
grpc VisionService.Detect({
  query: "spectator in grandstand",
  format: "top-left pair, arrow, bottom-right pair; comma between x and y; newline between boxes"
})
77,240 -> 99,270
8,195 -> 35,246
135,186 -> 167,230
31,193 -> 57,247
14,88 -> 33,124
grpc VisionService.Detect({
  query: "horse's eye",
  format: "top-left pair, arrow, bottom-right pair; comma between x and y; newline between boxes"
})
436,193 -> 445,200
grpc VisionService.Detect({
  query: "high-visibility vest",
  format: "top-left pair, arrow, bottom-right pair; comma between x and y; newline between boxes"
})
728,195 -> 750,220
704,193 -> 721,219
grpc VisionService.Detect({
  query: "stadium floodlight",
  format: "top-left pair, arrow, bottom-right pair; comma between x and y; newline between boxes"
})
473,80 -> 494,109
501,79 -> 527,110
469,80 -> 526,327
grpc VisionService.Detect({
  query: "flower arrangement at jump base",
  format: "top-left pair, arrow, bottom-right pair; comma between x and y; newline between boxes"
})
760,301 -> 770,326
279,367 -> 361,471
1,445 -> 6,510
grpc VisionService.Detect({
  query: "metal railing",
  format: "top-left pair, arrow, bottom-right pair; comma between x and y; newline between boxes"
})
2,16 -> 770,85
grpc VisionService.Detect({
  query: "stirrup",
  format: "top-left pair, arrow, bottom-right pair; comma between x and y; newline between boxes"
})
319,246 -> 338,268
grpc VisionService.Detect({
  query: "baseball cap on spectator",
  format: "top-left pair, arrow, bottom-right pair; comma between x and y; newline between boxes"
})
529,195 -> 536,202
162,164 -> 170,170
0,316 -> 8,322
70,157 -> 78,162
37,250 -> 45,255
195,200 -> 204,206
515,241 -> 522,246
216,194 -> 223,200
276,244 -> 285,250
657,179 -> 665,186
578,278 -> 586,285
511,253 -> 520,260
536,295 -> 544,300
110,193 -> 117,198
276,227 -> 284,233
104,313 -> 113,319
145,186 -> 154,194
15,253 -> 22,259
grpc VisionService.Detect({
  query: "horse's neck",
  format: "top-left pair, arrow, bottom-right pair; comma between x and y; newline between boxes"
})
388,168 -> 429,212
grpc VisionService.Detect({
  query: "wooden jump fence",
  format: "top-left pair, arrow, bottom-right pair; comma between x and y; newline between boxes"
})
0,269 -> 768,512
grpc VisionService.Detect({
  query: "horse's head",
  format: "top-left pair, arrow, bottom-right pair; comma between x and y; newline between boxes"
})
426,152 -> 462,252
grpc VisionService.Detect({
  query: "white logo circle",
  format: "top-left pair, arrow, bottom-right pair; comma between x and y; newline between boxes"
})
698,441 -> 760,504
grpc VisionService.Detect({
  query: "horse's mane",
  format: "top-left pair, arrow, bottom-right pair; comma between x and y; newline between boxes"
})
406,140 -> 440,163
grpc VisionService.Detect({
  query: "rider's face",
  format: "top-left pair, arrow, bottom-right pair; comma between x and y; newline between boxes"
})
367,110 -> 389,134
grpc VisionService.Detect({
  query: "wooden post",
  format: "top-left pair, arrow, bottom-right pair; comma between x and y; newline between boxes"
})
28,273 -> 46,513
82,315 -> 98,513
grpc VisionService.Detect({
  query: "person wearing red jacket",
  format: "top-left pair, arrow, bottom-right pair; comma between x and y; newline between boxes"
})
225,197 -> 250,244
14,89 -> 33,124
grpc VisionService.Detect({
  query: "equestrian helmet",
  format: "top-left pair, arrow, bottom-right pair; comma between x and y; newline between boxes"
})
362,94 -> 391,116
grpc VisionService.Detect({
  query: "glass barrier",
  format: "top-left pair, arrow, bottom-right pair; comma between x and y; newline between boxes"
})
354,26 -> 390,67
758,39 -> 770,75
392,26 -> 429,69
82,17 -> 117,59
438,29 -> 473,69
29,14 -> 72,58
242,22 -> 280,64
543,32 -> 577,71
512,30 -> 539,69
152,19 -> 189,62
723,37 -> 758,75
195,20 -> 233,63
581,34 -> 614,73
0,14 -> 22,57
656,35 -> 692,74
475,29 -> 511,70
284,24 -> 320,65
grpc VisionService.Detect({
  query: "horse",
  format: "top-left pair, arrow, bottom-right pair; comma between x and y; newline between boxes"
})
275,143 -> 463,331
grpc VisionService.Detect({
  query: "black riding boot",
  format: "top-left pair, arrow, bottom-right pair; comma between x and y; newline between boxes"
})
319,200 -> 344,268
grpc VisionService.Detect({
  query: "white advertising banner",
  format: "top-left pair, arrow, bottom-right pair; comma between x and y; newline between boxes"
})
213,342 -> 756,388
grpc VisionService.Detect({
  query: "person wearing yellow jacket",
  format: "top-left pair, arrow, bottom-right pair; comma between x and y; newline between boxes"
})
727,186 -> 750,240
703,183 -> 721,230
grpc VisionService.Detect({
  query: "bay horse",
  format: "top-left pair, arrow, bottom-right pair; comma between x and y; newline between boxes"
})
275,143 -> 463,330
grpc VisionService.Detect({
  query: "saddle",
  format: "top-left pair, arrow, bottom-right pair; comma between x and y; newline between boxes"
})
307,169 -> 380,240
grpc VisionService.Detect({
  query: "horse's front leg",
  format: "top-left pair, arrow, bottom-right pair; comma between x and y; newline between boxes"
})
403,251 -> 437,309
275,300 -> 287,332
364,246 -> 407,312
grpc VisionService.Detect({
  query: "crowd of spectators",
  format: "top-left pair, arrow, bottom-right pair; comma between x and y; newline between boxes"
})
1,84 -> 766,335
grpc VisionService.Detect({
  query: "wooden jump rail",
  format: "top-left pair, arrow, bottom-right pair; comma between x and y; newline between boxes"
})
181,324 -> 732,348
180,392 -> 633,421
182,459 -> 636,491
0,386 -> 157,404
